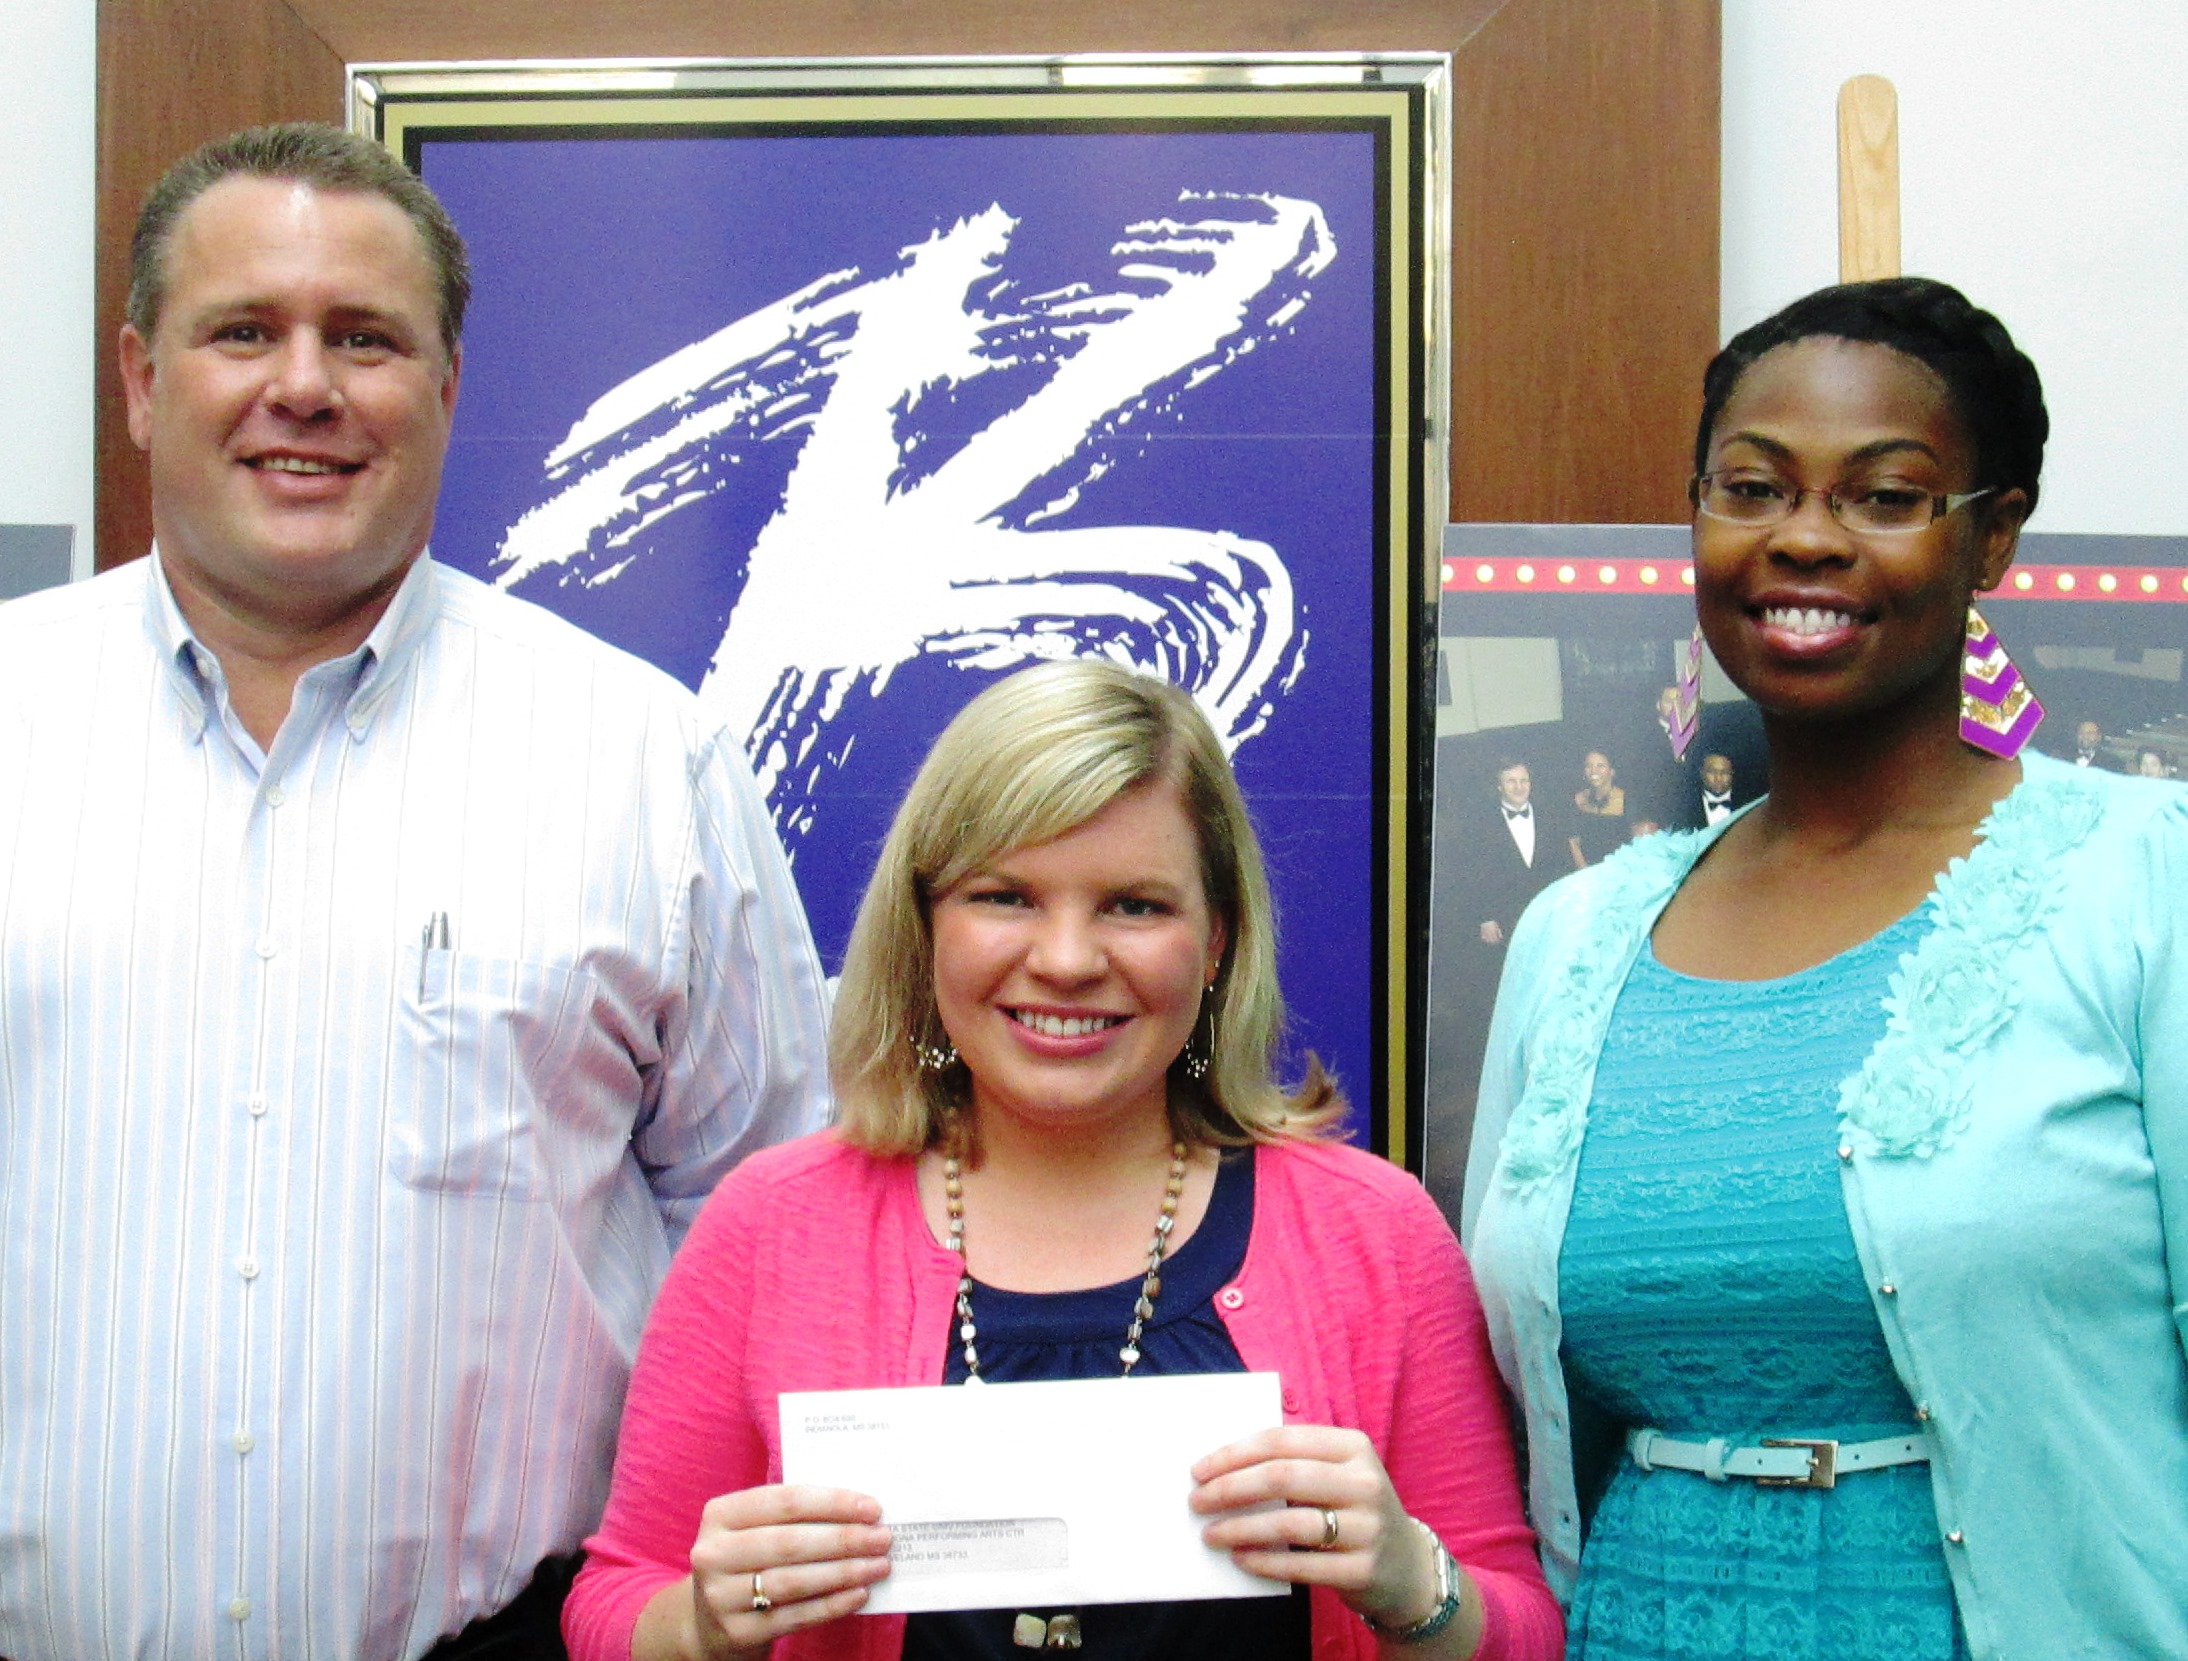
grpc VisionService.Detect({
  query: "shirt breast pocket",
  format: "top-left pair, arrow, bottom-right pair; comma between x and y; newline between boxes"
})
393,947 -> 602,1200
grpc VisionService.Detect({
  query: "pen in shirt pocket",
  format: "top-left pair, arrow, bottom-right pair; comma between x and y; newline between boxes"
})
418,910 -> 451,998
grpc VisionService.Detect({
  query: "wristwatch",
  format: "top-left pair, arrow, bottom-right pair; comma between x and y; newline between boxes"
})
1363,1517 -> 1463,1644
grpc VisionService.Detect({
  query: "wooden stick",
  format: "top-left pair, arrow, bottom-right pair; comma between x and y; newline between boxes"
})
1838,74 -> 1901,281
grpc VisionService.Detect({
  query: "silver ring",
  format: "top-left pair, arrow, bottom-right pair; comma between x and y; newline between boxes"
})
750,1570 -> 772,1613
1317,1507 -> 1340,1550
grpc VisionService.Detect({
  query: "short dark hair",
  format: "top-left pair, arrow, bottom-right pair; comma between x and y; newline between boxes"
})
1695,277 -> 2048,514
129,122 -> 470,354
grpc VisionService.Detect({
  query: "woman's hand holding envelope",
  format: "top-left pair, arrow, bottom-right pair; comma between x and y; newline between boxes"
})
1190,1426 -> 1486,1656
635,1483 -> 893,1659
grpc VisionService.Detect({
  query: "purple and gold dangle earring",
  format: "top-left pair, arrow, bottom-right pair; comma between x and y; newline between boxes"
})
1959,606 -> 2044,758
1667,625 -> 1704,762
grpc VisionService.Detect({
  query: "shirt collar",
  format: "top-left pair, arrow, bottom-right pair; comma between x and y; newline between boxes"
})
344,554 -> 440,737
142,549 -> 214,741
140,547 -> 443,744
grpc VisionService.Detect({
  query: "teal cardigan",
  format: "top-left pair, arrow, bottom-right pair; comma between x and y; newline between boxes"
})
1461,752 -> 2188,1661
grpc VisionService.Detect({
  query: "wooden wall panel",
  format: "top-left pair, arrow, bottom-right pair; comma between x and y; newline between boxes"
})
96,0 -> 346,570
281,0 -> 1502,61
93,0 -> 1718,569
1451,0 -> 1721,524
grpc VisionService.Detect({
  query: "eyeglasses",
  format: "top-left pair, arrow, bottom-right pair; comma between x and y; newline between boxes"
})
1691,473 -> 1994,535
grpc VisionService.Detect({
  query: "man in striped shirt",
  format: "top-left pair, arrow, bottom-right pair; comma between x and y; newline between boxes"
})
0,125 -> 832,1659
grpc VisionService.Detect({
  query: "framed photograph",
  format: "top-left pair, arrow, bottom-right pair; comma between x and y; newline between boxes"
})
352,56 -> 1451,1159
1421,522 -> 2188,1221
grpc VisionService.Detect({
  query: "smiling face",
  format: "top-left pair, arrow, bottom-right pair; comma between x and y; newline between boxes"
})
1700,753 -> 1734,794
1692,337 -> 2024,729
119,176 -> 460,636
1496,764 -> 1532,810
1582,752 -> 1614,791
929,778 -> 1226,1144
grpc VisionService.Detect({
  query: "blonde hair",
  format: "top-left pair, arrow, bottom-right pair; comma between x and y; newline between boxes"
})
830,660 -> 1342,1156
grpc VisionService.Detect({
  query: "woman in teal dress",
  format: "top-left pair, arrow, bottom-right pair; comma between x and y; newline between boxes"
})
1462,278 -> 2188,1660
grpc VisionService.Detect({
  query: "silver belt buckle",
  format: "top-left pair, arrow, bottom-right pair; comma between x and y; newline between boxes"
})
1757,1437 -> 1838,1489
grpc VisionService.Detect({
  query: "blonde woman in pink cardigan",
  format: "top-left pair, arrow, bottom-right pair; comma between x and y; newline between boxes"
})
565,661 -> 1559,1661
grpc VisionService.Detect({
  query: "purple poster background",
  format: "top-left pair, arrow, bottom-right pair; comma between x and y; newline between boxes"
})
416,124 -> 1390,1132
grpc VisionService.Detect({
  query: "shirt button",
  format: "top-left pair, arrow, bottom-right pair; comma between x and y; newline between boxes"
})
247,1094 -> 268,1117
1836,1145 -> 1854,1163
1879,1282 -> 1898,1297
228,1598 -> 252,1622
1281,1390 -> 1301,1414
264,786 -> 286,808
1946,1529 -> 1965,1546
1915,1404 -> 1932,1422
237,1259 -> 260,1280
232,1431 -> 256,1454
1217,1287 -> 1245,1311
255,938 -> 277,959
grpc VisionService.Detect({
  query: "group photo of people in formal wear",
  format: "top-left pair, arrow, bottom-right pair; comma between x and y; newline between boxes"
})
1421,636 -> 1771,1201
2043,712 -> 2188,776
7,12 -> 2188,1661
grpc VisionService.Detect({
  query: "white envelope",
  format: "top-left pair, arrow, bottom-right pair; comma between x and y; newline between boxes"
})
778,1372 -> 1287,1614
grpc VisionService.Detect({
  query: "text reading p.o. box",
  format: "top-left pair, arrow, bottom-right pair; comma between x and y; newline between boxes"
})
779,1373 -> 1285,1614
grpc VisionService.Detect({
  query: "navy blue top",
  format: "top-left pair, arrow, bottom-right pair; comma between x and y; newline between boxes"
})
902,1148 -> 1310,1660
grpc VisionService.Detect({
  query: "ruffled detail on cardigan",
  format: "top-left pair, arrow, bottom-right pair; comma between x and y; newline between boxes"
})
1498,831 -> 1706,1192
1836,771 -> 2105,1159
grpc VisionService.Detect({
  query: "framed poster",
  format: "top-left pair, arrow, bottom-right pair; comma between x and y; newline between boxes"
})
1420,522 -> 2188,1221
352,57 -> 1450,1159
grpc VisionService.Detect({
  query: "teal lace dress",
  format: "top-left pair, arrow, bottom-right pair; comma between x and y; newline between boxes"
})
1556,911 -> 1968,1660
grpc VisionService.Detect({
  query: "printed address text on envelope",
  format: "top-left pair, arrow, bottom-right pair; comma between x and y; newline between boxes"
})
779,1372 -> 1285,1614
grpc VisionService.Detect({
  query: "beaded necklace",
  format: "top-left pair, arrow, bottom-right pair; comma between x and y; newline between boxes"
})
942,1140 -> 1189,1383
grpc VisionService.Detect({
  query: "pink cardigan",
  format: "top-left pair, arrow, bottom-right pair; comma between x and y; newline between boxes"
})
566,1134 -> 1561,1661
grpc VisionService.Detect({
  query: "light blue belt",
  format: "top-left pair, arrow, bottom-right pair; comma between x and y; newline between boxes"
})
1626,1427 -> 1930,1490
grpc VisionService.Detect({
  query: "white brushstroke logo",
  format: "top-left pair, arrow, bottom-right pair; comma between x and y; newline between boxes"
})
493,190 -> 1332,842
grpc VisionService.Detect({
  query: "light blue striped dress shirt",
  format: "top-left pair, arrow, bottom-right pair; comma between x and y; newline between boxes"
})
0,553 -> 833,1661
